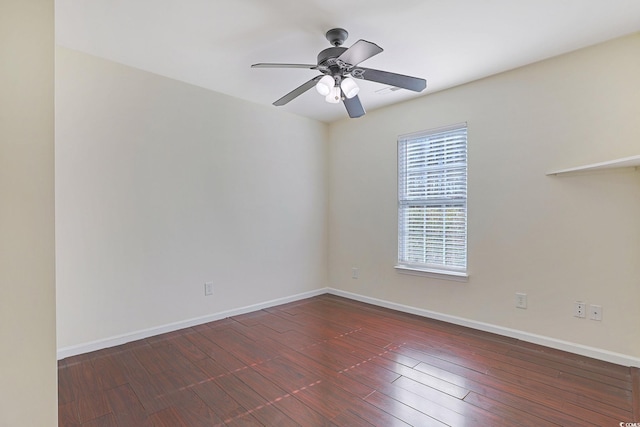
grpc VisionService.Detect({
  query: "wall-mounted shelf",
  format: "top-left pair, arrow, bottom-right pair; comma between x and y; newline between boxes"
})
546,155 -> 640,176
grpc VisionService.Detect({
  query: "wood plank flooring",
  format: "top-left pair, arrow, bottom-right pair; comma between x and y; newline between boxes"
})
58,294 -> 639,426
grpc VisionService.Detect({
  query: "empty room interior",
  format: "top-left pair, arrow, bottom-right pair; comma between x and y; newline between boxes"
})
2,1 -> 640,425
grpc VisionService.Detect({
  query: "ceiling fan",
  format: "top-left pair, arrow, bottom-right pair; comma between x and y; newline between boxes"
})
251,28 -> 427,118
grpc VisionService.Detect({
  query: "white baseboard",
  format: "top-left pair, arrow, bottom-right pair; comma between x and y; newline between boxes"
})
58,286 -> 640,367
327,288 -> 640,368
56,288 -> 328,360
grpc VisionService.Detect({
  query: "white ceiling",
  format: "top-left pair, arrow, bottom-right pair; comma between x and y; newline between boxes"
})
55,0 -> 640,123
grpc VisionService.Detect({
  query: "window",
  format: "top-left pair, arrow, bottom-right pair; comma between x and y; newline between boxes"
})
397,123 -> 468,277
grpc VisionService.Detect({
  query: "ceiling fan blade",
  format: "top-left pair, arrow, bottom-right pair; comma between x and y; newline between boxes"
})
343,94 -> 366,118
252,63 -> 318,69
351,67 -> 426,92
337,40 -> 383,67
273,76 -> 322,106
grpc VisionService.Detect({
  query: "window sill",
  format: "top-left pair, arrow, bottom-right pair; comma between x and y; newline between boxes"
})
394,265 -> 469,282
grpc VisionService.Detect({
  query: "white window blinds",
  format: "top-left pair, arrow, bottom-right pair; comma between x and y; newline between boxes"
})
398,123 -> 467,274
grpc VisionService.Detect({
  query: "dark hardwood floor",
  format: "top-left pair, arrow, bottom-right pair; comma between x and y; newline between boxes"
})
58,294 -> 639,426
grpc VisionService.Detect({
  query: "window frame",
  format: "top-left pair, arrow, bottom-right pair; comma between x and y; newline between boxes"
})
396,122 -> 468,280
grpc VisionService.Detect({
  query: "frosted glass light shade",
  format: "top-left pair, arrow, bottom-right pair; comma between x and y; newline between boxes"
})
315,75 -> 335,96
340,77 -> 360,99
325,86 -> 341,103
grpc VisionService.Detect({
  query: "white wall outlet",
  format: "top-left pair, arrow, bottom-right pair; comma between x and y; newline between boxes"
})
589,304 -> 603,321
352,267 -> 359,279
574,301 -> 586,318
204,281 -> 214,296
515,293 -> 527,309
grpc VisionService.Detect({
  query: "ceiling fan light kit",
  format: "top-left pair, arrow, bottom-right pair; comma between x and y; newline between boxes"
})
326,86 -> 341,103
315,75 -> 335,96
251,28 -> 427,118
340,77 -> 360,99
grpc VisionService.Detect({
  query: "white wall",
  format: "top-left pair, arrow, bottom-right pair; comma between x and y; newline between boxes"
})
329,33 -> 640,361
56,47 -> 328,352
57,33 -> 640,365
0,0 -> 57,425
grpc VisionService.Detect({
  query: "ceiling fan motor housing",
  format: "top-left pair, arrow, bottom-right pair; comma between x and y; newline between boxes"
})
317,47 -> 349,76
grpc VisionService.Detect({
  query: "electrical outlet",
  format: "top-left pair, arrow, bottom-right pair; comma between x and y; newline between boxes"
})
515,293 -> 527,309
589,305 -> 602,321
204,282 -> 214,296
352,267 -> 359,279
574,301 -> 586,318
